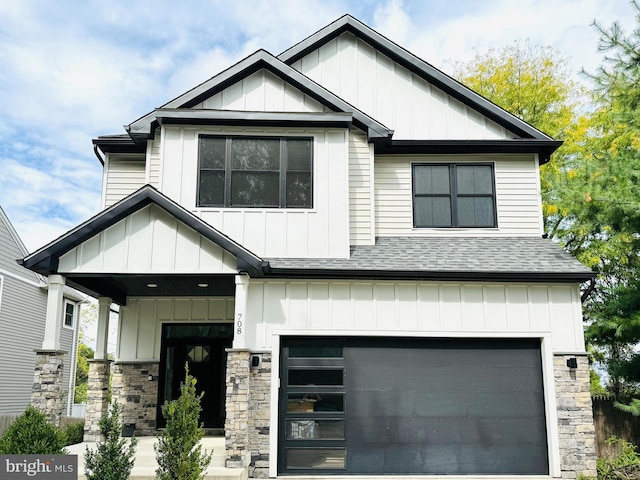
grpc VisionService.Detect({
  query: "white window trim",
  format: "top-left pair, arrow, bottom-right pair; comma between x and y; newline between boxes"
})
62,299 -> 77,330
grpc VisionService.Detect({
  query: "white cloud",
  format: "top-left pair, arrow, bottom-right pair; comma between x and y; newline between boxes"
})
0,0 -> 638,251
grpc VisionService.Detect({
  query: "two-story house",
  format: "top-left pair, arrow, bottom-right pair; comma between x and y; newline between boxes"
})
0,205 -> 83,420
21,15 -> 596,478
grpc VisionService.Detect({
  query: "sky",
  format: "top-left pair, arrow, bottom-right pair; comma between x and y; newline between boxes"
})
0,0 -> 638,251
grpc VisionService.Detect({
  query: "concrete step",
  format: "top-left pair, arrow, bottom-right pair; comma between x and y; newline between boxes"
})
68,436 -> 242,480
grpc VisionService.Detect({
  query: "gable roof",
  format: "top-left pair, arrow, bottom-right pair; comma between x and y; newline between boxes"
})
123,49 -> 393,142
0,206 -> 29,258
21,185 -> 265,278
279,15 -> 554,143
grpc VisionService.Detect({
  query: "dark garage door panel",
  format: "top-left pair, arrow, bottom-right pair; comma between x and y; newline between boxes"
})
344,338 -> 548,475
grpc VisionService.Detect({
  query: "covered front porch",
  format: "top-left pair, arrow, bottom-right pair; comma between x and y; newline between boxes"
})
20,186 -> 268,473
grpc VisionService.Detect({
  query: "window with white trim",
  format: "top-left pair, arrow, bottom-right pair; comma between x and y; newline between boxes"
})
63,300 -> 76,328
412,163 -> 497,228
197,135 -> 313,208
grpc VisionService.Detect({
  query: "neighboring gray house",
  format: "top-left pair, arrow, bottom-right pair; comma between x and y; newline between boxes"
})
22,15 -> 597,479
0,206 -> 82,417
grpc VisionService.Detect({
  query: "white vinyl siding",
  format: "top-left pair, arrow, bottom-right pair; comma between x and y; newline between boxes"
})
104,157 -> 146,207
58,204 -> 238,274
375,154 -> 543,237
349,129 -> 374,245
161,125 -> 350,259
117,297 -> 235,361
0,212 -> 35,280
0,276 -> 47,414
195,69 -> 328,113
290,32 -> 514,140
245,280 -> 585,353
149,130 -> 162,188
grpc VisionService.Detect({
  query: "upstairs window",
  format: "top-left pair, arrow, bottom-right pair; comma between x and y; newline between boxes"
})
198,136 -> 313,208
412,163 -> 496,228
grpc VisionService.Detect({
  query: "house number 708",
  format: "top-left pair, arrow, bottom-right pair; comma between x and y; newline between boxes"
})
236,314 -> 243,335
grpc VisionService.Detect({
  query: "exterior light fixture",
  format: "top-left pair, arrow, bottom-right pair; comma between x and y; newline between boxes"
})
147,283 -> 158,288
198,283 -> 209,288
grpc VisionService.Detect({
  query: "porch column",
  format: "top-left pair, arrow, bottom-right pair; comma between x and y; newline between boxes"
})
84,297 -> 113,441
31,274 -> 67,425
95,297 -> 112,360
42,274 -> 65,350
233,274 -> 249,349
83,359 -> 111,442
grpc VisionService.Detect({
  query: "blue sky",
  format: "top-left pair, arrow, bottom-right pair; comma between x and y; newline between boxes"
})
0,0 -> 637,251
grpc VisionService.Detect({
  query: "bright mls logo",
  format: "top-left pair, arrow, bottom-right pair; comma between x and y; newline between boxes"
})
1,455 -> 77,479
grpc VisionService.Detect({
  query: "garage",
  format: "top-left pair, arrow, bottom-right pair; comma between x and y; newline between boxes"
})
279,337 -> 548,475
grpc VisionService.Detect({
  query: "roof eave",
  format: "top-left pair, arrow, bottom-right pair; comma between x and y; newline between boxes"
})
373,139 -> 563,164
259,267 -> 594,283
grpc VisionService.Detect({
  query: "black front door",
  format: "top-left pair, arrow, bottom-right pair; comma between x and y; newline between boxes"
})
158,323 -> 233,428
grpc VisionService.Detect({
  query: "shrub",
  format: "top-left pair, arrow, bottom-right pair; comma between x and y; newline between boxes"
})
597,436 -> 640,480
84,401 -> 137,480
155,364 -> 212,480
0,405 -> 67,454
61,419 -> 85,445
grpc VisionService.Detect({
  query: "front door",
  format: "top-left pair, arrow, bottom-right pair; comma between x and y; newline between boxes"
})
158,323 -> 233,428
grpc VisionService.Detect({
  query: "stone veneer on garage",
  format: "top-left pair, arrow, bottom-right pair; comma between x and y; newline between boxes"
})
223,351 -> 597,479
224,350 -> 272,478
554,354 -> 597,479
111,362 -> 159,437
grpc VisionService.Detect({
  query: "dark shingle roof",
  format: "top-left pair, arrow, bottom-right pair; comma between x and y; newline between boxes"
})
265,237 -> 593,282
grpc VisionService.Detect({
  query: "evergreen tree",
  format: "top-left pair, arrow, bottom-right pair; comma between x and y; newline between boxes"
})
155,364 -> 212,480
84,402 -> 137,480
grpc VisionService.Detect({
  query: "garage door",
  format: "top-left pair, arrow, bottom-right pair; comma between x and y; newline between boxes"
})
279,337 -> 548,475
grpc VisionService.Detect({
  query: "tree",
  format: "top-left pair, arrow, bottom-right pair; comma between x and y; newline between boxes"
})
155,364 -> 212,480
74,343 -> 94,403
549,1 -> 640,396
84,402 -> 137,480
452,41 -> 592,224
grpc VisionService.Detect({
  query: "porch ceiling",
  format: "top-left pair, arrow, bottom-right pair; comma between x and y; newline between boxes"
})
65,273 -> 236,305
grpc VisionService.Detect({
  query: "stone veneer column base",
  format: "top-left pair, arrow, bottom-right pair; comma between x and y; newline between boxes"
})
84,360 -> 111,442
224,350 -> 272,477
554,354 -> 597,479
225,350 -> 251,469
31,350 -> 66,425
248,353 -> 271,479
111,362 -> 159,436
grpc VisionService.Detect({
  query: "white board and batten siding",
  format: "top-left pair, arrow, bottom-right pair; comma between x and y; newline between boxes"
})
375,154 -> 544,237
103,156 -> 146,208
117,297 -> 234,361
160,125 -> 350,259
290,32 -> 515,141
244,279 -> 586,353
58,204 -> 237,274
193,69 -> 329,113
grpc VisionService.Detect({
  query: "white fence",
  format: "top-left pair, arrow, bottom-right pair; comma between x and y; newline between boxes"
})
70,403 -> 86,418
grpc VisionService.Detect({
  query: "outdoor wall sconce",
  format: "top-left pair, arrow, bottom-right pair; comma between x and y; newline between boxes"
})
251,355 -> 261,368
566,357 -> 578,369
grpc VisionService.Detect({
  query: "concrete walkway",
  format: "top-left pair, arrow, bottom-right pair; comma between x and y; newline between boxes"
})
67,436 -> 247,480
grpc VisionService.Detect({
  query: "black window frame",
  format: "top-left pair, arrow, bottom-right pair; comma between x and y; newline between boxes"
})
412,162 -> 497,228
197,135 -> 313,209
63,301 -> 75,328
